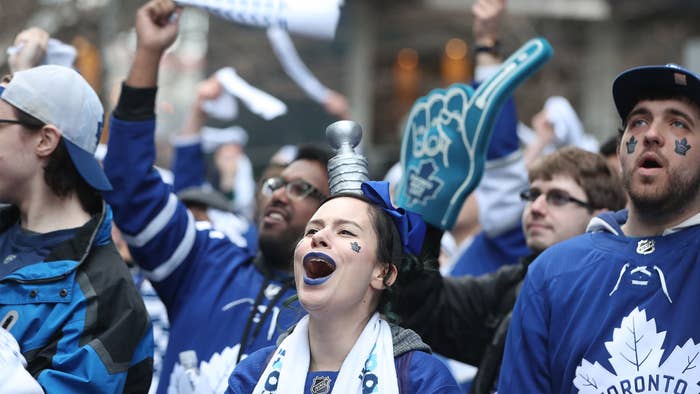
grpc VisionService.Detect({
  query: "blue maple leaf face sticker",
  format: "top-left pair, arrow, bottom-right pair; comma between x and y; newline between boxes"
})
675,137 -> 691,156
626,136 -> 638,154
404,160 -> 444,206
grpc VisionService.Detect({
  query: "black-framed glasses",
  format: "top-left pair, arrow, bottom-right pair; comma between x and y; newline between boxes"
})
520,188 -> 590,209
0,119 -> 25,126
261,177 -> 327,201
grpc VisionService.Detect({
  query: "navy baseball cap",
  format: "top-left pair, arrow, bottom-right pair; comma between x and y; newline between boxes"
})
612,63 -> 700,123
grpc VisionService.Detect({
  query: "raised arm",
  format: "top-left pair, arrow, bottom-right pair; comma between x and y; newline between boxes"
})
472,0 -> 505,68
469,0 -> 530,239
267,26 -> 349,119
103,0 -> 217,309
171,75 -> 223,192
8,27 -> 49,72
126,0 -> 180,88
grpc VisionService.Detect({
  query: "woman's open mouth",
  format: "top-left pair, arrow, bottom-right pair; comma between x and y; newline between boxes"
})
302,252 -> 336,285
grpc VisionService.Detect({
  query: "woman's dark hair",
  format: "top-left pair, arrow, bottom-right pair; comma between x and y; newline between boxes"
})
13,106 -> 102,215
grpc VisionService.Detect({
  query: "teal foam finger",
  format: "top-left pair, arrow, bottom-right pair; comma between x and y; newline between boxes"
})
396,37 -> 553,229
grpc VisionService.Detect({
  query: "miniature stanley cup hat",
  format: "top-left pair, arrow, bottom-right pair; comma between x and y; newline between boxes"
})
325,120 -> 369,195
324,120 -> 427,255
0,65 -> 111,191
613,63 -> 700,122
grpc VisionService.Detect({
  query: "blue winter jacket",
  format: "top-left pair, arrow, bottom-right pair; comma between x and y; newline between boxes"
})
0,203 -> 154,393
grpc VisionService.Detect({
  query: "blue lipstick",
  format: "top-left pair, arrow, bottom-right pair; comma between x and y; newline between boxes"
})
302,252 -> 336,286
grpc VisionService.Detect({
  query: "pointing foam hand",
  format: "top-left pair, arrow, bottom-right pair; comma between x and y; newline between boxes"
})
396,38 -> 553,229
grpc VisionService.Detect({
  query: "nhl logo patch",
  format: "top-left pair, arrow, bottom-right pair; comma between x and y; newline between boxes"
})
310,375 -> 332,394
636,239 -> 655,255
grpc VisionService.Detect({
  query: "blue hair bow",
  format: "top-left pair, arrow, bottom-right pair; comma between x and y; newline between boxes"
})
361,181 -> 427,256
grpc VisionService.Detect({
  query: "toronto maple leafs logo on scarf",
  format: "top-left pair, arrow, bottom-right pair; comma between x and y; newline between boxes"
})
264,371 -> 280,391
360,344 -> 380,393
574,307 -> 700,394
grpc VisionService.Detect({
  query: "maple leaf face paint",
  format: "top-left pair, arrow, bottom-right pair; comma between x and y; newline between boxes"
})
619,100 -> 700,216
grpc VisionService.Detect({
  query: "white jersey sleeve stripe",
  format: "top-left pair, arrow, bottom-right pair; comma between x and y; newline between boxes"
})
123,194 -> 179,247
141,211 -> 197,282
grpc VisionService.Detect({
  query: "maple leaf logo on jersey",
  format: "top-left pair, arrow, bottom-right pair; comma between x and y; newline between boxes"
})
574,307 -> 700,394
168,345 -> 241,393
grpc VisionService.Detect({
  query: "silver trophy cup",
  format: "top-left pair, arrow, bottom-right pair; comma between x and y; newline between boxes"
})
326,120 -> 369,195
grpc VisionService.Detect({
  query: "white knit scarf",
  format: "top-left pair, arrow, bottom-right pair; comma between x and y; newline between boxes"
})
252,312 -> 398,394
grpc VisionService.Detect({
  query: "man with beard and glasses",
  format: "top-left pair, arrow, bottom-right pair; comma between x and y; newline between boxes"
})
102,1 -> 331,393
499,64 -> 700,393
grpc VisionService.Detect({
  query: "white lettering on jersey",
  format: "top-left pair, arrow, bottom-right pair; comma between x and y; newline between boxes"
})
574,307 -> 699,394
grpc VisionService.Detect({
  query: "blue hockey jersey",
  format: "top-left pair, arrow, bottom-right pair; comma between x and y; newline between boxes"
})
499,210 -> 700,393
104,115 -> 302,394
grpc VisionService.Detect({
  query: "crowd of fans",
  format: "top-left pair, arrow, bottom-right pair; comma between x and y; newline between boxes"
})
1,0 -> 699,393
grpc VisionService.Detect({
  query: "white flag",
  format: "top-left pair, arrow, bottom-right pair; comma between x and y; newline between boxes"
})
7,38 -> 77,68
216,67 -> 287,120
174,0 -> 343,41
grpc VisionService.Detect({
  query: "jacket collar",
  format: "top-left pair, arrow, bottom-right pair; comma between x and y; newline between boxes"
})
586,209 -> 700,237
0,201 -> 110,279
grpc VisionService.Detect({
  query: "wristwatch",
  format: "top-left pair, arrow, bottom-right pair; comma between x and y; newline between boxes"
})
474,40 -> 501,55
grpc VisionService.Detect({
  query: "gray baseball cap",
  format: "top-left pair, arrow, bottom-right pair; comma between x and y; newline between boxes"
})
1,65 -> 111,191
